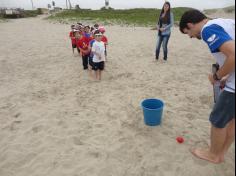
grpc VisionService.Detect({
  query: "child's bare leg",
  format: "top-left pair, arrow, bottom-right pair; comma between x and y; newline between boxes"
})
98,70 -> 102,80
95,71 -> 99,80
88,66 -> 93,79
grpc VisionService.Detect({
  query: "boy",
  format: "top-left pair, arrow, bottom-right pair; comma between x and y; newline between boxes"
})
99,26 -> 109,61
92,31 -> 106,80
94,23 -> 99,30
69,25 -> 77,54
88,30 -> 97,78
76,32 -> 90,70
74,30 -> 81,55
84,25 -> 93,45
179,10 -> 235,164
84,25 -> 91,38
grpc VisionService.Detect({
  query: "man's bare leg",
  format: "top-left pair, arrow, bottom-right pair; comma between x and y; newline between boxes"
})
191,125 -> 227,164
221,118 -> 235,161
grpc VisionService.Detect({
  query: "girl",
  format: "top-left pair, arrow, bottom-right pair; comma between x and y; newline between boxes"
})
156,2 -> 174,61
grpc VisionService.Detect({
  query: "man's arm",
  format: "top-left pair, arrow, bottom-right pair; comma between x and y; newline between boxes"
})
216,41 -> 235,79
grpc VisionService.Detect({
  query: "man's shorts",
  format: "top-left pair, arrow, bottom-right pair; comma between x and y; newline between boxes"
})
209,90 -> 235,128
93,61 -> 105,71
72,44 -> 77,48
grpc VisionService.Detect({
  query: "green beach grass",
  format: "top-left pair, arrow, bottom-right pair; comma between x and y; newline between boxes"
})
204,5 -> 235,15
0,14 -> 6,22
47,7 -> 193,26
0,9 -> 42,19
23,9 -> 42,17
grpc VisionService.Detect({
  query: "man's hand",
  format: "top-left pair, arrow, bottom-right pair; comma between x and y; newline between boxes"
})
220,76 -> 228,89
208,74 -> 216,85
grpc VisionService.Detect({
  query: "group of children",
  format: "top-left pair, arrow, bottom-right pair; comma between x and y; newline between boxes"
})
69,23 -> 108,80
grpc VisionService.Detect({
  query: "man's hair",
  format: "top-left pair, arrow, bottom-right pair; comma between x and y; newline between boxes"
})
179,10 -> 207,33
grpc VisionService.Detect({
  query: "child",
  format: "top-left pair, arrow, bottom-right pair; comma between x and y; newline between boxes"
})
94,23 -> 99,30
74,30 -> 81,55
84,25 -> 91,37
84,25 -> 93,44
69,25 -> 77,54
99,26 -> 108,61
80,25 -> 85,35
92,31 -> 106,80
88,30 -> 97,78
76,32 -> 90,70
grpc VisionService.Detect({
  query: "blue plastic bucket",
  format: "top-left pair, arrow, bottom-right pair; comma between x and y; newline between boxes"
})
141,99 -> 164,126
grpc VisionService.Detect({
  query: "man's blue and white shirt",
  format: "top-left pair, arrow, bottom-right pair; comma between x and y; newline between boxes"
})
201,19 -> 235,93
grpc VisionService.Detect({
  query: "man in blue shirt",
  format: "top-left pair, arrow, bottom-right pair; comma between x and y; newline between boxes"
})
179,10 -> 235,164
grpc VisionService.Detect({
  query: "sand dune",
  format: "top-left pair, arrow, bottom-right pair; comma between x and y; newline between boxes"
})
0,15 -> 235,176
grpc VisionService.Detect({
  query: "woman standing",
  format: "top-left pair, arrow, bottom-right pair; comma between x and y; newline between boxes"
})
156,2 -> 174,61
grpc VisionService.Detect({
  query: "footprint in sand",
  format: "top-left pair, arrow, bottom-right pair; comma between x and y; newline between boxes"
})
73,137 -> 84,146
32,125 -> 44,133
10,120 -> 22,131
14,112 -> 21,118
186,113 -> 195,121
109,72 -> 133,81
199,95 -> 212,107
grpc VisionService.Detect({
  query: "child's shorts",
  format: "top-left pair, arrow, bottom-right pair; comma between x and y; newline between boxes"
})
93,61 -> 105,71
209,91 -> 235,128
89,57 -> 94,67
72,44 -> 77,48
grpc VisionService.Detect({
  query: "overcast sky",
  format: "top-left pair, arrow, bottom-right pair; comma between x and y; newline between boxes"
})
0,0 -> 235,10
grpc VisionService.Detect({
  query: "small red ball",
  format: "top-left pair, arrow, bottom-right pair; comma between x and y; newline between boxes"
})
176,137 -> 184,143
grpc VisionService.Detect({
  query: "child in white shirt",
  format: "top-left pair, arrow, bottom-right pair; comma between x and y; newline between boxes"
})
92,31 -> 106,81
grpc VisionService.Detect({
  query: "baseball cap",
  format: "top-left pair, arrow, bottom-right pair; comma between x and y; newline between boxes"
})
94,30 -> 103,36
98,26 -> 106,33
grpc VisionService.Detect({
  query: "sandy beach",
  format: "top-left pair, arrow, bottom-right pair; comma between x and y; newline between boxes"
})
0,14 -> 235,176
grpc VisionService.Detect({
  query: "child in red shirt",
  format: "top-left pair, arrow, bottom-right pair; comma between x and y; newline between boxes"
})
99,26 -> 108,61
77,33 -> 90,70
74,30 -> 81,55
69,25 -> 77,54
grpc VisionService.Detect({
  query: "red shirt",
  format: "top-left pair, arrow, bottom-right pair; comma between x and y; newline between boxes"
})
101,36 -> 108,44
69,31 -> 76,45
84,33 -> 93,44
77,36 -> 90,56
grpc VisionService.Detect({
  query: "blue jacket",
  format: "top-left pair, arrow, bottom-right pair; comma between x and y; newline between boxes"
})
157,12 -> 174,36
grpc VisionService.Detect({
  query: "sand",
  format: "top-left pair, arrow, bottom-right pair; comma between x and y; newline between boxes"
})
0,15 -> 235,176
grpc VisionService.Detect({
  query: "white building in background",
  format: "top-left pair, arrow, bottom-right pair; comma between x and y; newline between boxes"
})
105,0 -> 109,9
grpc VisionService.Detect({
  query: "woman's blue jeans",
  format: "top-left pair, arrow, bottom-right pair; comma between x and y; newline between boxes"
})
156,34 -> 171,60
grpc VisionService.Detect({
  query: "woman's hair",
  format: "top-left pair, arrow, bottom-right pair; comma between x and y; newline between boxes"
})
158,2 -> 171,25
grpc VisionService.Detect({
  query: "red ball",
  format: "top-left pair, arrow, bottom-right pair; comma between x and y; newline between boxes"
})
176,137 -> 184,143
